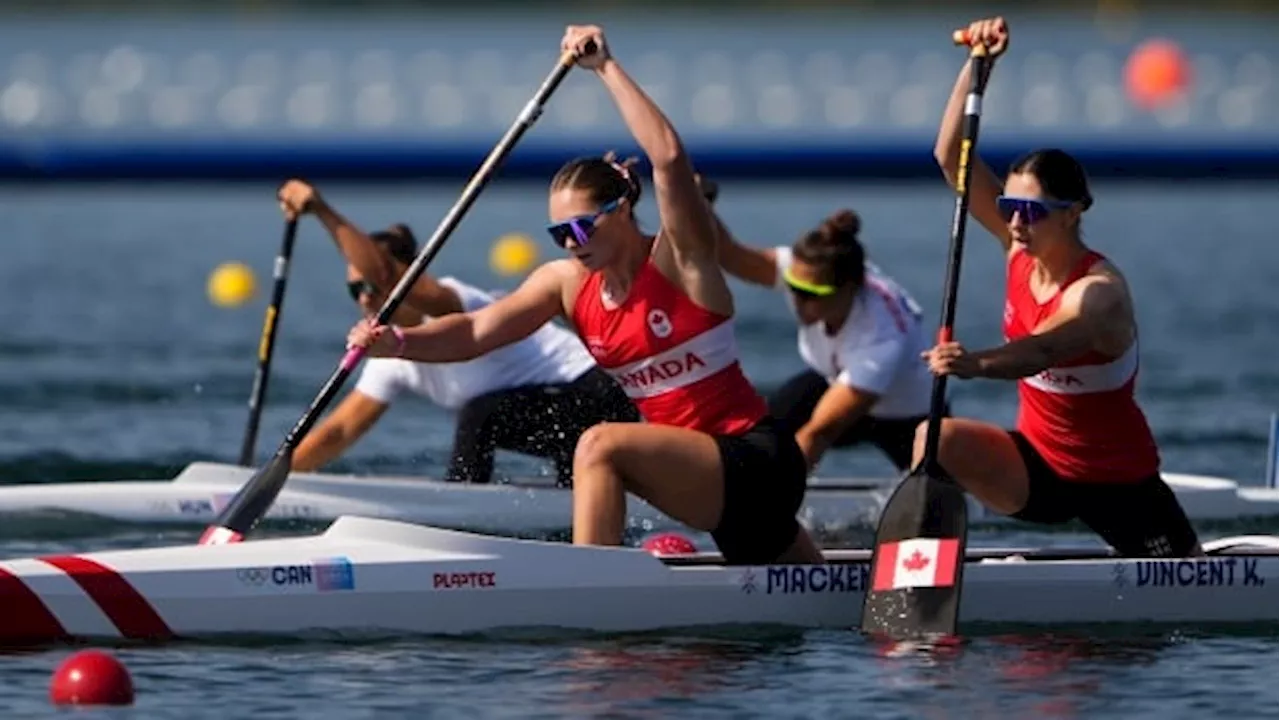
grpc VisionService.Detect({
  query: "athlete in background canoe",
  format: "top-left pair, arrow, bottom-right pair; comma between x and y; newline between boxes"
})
699,176 -> 939,473
277,180 -> 637,486
920,17 -> 1201,557
347,25 -> 824,565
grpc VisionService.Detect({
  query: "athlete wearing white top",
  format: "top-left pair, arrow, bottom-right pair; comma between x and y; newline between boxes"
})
773,247 -> 933,420
277,180 -> 639,484
703,176 -> 946,471
355,277 -> 596,410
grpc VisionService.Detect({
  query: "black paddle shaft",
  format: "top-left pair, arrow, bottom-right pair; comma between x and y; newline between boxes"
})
201,45 -> 592,543
859,39 -> 996,640
237,218 -> 299,467
919,47 -> 993,475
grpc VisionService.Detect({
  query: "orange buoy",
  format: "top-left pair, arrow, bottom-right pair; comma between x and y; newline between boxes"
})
1124,39 -> 1191,110
49,649 -> 135,706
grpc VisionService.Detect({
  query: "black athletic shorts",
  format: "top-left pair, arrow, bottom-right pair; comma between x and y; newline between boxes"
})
445,367 -> 639,486
1009,431 -> 1201,557
710,415 -> 808,565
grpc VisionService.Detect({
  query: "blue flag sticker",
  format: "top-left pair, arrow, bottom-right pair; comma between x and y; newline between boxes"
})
313,557 -> 356,592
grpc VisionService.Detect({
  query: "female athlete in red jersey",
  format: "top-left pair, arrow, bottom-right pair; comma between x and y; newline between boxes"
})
345,25 -> 823,565
918,17 -> 1200,558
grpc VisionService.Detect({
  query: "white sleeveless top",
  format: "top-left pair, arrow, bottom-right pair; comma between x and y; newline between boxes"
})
354,277 -> 597,410
775,247 -> 933,419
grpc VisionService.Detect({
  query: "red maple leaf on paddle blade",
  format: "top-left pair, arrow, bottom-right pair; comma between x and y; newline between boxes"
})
902,550 -> 930,572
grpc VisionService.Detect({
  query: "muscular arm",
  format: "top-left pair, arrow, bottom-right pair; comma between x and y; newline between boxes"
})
709,207 -> 780,288
934,60 -> 1010,253
312,203 -> 463,316
973,276 -> 1132,379
595,60 -> 716,268
292,392 -> 388,471
795,385 -> 881,470
393,261 -> 568,363
798,324 -> 909,466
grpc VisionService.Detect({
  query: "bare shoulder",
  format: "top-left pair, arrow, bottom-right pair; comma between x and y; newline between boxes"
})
1063,274 -> 1126,314
484,259 -> 577,314
531,257 -> 584,283
1061,261 -> 1136,350
1074,259 -> 1133,309
531,257 -> 590,315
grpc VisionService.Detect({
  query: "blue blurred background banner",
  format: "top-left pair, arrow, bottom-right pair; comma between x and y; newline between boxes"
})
0,7 -> 1273,180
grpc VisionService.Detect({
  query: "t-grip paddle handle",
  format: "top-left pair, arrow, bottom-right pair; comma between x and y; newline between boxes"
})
562,39 -> 599,65
952,29 -> 996,60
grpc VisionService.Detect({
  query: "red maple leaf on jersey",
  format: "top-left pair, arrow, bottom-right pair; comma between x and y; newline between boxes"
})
902,550 -> 930,572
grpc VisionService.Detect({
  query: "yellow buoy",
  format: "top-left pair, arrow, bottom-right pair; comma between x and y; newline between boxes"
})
489,233 -> 539,277
207,262 -> 258,308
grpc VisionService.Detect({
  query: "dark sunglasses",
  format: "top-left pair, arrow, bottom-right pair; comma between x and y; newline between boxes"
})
996,195 -> 1075,224
346,280 -> 377,302
545,198 -> 624,249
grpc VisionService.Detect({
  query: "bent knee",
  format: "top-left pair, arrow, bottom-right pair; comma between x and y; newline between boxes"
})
912,418 -> 962,455
574,422 -> 628,469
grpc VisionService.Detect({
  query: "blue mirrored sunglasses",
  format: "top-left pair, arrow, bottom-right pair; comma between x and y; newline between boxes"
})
996,195 -> 1075,224
545,198 -> 624,249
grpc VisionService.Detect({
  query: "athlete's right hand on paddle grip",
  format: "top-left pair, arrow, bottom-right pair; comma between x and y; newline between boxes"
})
563,25 -> 608,70
346,317 -> 397,358
277,178 -> 322,221
953,17 -> 1009,57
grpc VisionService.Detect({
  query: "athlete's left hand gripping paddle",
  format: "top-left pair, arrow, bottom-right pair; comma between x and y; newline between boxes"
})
198,42 -> 594,546
860,31 -> 993,639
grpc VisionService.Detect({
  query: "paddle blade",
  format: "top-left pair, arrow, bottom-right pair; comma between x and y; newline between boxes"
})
198,447 -> 294,545
860,467 -> 968,638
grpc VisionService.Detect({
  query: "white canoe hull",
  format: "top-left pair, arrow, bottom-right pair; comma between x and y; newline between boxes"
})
0,462 -> 892,534
0,462 -> 1273,534
0,516 -> 1275,646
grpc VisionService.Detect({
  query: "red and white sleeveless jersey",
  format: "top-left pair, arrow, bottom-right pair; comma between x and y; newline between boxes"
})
571,259 -> 766,435
1004,248 -> 1159,482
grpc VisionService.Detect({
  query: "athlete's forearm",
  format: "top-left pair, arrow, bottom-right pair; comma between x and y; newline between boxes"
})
292,426 -> 353,472
794,429 -> 827,471
396,314 -> 485,364
595,59 -> 687,170
709,210 -> 777,287
973,338 -> 1053,380
794,387 -> 876,469
313,203 -> 399,289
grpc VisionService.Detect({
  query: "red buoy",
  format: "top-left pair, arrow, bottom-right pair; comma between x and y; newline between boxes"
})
49,649 -> 135,706
1124,39 -> 1192,110
641,532 -> 698,556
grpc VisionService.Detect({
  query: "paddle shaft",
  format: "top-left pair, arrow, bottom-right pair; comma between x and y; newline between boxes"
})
920,43 -> 993,474
237,219 -> 299,467
859,34 -> 995,639
200,47 -> 588,544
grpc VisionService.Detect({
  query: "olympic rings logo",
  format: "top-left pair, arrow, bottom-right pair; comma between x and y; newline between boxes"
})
237,567 -> 269,586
